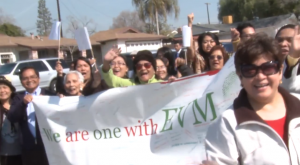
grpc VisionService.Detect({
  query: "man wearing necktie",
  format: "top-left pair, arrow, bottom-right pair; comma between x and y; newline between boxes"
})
8,67 -> 54,165
174,41 -> 186,59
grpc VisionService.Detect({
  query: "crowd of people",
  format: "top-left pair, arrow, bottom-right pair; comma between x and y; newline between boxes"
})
0,12 -> 300,165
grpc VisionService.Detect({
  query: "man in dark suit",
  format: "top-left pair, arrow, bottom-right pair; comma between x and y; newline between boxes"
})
8,67 -> 54,165
174,41 -> 186,59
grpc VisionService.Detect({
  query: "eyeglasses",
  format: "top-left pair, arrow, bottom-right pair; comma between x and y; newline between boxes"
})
209,55 -> 223,60
21,76 -> 38,81
240,61 -> 279,78
156,65 -> 166,70
136,63 -> 152,70
110,62 -> 126,66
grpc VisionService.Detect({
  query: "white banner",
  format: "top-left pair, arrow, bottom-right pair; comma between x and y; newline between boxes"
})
33,57 -> 242,165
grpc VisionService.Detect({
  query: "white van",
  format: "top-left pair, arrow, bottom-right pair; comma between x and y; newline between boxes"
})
0,58 -> 69,92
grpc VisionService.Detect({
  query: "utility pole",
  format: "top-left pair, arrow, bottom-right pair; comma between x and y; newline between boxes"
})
56,0 -> 63,37
205,3 -> 211,24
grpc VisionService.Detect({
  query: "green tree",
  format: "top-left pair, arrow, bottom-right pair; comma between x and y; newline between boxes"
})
218,0 -> 299,23
132,0 -> 179,35
36,0 -> 52,36
145,19 -> 173,36
0,23 -> 25,36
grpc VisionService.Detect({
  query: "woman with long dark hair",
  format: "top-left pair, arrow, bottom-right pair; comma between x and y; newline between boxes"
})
197,33 -> 221,70
156,47 -> 177,76
185,13 -> 221,74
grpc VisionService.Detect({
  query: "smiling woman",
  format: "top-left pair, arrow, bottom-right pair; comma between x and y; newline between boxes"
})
155,57 -> 169,80
110,55 -> 129,78
55,57 -> 108,96
205,33 -> 300,165
63,71 -> 84,96
101,48 -> 162,88
208,45 -> 229,71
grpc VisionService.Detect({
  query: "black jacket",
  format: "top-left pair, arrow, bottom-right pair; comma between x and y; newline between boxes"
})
174,49 -> 186,59
7,88 -> 55,151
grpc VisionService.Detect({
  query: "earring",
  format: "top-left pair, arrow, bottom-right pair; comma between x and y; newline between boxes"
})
80,88 -> 83,91
280,80 -> 282,84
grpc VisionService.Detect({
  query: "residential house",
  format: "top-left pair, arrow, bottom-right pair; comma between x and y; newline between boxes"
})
90,27 -> 166,61
0,27 -> 166,65
0,34 -> 100,64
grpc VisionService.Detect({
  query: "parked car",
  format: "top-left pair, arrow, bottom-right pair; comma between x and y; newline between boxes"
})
0,58 -> 69,92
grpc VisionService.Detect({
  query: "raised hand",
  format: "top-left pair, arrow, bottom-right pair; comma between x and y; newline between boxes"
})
291,26 -> 300,58
103,46 -> 121,72
188,13 -> 194,25
230,28 -> 240,41
104,46 -> 121,63
55,61 -> 63,76
23,94 -> 33,104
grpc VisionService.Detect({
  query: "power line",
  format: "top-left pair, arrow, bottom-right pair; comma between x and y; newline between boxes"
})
60,0 -> 81,21
75,0 -> 113,19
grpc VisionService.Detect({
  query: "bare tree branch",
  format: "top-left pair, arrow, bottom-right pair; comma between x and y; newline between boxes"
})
0,8 -> 15,25
65,16 -> 98,37
110,11 -> 146,32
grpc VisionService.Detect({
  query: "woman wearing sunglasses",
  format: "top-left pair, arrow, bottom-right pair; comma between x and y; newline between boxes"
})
205,33 -> 300,164
102,49 -> 161,87
208,45 -> 229,71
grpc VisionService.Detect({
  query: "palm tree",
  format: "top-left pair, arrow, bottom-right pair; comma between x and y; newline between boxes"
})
132,0 -> 179,35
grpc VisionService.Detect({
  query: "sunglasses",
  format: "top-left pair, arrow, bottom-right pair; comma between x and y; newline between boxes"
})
136,63 -> 152,70
209,55 -> 223,60
240,61 -> 279,78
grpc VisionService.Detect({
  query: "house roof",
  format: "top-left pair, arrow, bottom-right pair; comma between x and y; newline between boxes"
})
174,13 -> 297,39
0,37 -> 18,47
0,35 -> 99,49
90,27 -> 166,42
